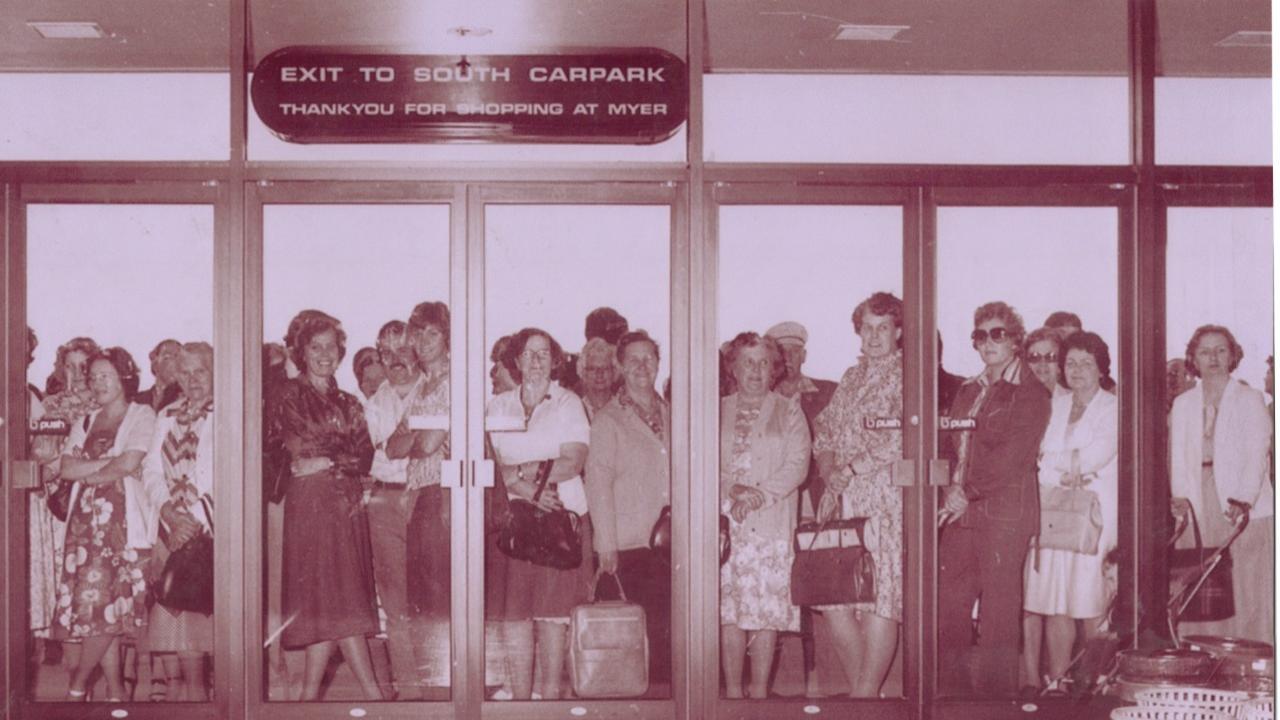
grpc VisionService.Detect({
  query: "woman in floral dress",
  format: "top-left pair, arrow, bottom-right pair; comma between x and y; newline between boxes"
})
30,337 -> 100,647
719,332 -> 811,699
812,292 -> 905,697
54,347 -> 157,701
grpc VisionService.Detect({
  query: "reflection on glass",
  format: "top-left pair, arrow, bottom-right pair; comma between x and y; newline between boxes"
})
25,205 -> 213,702
1165,208 -> 1274,653
483,205 -> 672,700
936,207 -> 1117,699
262,205 -> 450,701
717,205 -> 904,699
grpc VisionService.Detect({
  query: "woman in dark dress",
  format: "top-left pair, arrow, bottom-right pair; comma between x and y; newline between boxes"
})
265,310 -> 383,701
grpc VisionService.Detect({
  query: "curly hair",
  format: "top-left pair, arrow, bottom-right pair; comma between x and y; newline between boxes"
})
1059,331 -> 1115,392
578,336 -> 616,378
616,329 -> 661,365
408,301 -> 450,351
973,301 -> 1027,351
85,347 -> 142,402
1024,326 -> 1066,354
723,331 -> 786,391
1184,324 -> 1245,378
506,327 -> 566,385
284,309 -> 346,370
852,291 -> 904,348
47,336 -> 102,395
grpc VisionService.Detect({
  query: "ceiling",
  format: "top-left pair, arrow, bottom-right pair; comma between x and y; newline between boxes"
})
0,0 -> 1269,76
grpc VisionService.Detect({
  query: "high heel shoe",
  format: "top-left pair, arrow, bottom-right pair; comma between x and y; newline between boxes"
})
66,688 -> 87,701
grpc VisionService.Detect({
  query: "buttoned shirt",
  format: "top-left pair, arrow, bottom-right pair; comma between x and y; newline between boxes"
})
364,375 -> 425,485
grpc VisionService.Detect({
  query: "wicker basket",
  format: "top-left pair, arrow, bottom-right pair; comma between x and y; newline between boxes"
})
1238,698 -> 1275,720
1111,707 -> 1235,720
1135,687 -> 1250,715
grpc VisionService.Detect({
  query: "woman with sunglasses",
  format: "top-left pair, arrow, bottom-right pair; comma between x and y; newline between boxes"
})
1023,327 -> 1072,399
936,302 -> 1051,696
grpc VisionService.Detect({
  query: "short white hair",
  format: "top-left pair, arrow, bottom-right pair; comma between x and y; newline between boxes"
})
577,336 -> 616,377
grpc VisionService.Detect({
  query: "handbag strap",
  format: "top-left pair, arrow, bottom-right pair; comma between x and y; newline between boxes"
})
198,494 -> 214,535
589,569 -> 627,603
529,459 -> 554,503
807,501 -> 866,551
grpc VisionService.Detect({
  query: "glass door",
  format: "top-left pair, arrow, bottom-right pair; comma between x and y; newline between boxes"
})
471,183 -> 683,719
705,184 -> 917,719
247,182 -> 468,719
930,187 -> 1127,716
7,183 -> 224,718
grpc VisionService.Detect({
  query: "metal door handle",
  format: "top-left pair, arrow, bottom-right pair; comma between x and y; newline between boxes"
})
440,459 -> 464,489
474,460 -> 495,488
892,459 -> 916,487
929,459 -> 952,486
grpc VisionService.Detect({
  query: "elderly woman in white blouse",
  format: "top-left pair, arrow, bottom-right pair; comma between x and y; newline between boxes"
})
142,342 -> 215,701
1170,324 -> 1273,642
1020,332 -> 1118,695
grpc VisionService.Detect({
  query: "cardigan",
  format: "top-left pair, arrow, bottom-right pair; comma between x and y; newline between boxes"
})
584,395 -> 672,554
1170,378 -> 1273,520
719,391 -> 811,543
64,402 -> 158,549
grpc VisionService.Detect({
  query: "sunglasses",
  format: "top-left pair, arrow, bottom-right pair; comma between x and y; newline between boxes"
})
970,327 -> 1011,344
1027,352 -> 1057,364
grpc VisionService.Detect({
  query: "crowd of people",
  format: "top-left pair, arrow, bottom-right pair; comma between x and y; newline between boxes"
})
20,294 -> 1273,702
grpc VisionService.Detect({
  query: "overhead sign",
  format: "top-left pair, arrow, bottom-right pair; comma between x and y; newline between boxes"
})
251,47 -> 687,144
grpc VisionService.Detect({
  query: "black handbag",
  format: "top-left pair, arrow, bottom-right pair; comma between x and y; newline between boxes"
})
46,475 -> 75,522
497,460 -> 583,570
1168,506 -> 1235,623
790,511 -> 876,607
155,495 -> 215,616
648,506 -> 731,566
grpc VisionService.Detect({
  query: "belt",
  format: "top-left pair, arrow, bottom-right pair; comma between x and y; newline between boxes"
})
1202,461 -> 1215,467
370,480 -> 408,491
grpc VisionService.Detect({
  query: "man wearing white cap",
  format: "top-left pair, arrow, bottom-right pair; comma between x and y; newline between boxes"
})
764,320 -> 837,697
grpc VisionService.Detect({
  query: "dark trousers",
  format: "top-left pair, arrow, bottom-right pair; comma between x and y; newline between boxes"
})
937,521 -> 1032,696
594,547 -> 672,686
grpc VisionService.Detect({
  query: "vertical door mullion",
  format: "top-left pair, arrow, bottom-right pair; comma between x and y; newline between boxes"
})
2,184 -> 29,720
463,184 -> 486,720
243,181 -> 267,713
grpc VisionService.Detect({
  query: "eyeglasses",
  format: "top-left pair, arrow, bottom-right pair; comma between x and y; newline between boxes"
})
1027,352 -> 1057,364
970,327 -> 1011,344
521,349 -> 552,363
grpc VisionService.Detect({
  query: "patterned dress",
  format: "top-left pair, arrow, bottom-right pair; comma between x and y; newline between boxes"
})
812,351 -> 904,622
265,376 -> 378,649
55,415 -> 151,639
29,389 -> 97,635
148,400 -> 215,653
720,400 -> 801,632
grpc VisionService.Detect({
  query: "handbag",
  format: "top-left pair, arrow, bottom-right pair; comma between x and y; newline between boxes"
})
1038,484 -> 1103,555
1037,448 -> 1104,555
46,475 -> 75,522
1168,506 -> 1235,623
569,571 -> 649,698
790,504 -> 876,607
648,506 -> 731,566
496,460 -> 583,570
154,495 -> 215,616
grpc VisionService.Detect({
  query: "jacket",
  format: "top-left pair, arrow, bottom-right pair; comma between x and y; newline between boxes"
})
941,375 -> 1051,534
1171,378 -> 1274,520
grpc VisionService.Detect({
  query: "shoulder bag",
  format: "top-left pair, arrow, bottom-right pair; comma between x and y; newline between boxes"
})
1037,450 -> 1103,555
790,503 -> 876,606
649,506 -> 732,567
155,495 -> 215,616
497,459 -> 583,570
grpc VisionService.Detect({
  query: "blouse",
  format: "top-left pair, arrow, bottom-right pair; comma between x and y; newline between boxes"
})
64,402 -> 158,549
487,383 -> 591,515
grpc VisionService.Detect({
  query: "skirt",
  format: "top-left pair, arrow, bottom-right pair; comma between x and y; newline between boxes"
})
281,471 -> 379,649
720,523 -> 799,633
501,514 -> 593,622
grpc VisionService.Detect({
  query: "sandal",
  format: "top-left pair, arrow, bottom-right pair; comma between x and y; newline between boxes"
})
149,679 -> 169,702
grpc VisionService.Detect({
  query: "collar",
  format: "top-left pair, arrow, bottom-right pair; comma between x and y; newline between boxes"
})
970,357 -> 1026,388
797,376 -> 820,394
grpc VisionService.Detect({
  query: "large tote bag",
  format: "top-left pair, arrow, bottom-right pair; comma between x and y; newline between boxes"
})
569,572 -> 649,698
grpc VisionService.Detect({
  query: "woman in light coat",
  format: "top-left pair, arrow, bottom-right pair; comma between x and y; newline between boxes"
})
1169,324 -> 1273,642
719,331 -> 811,699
